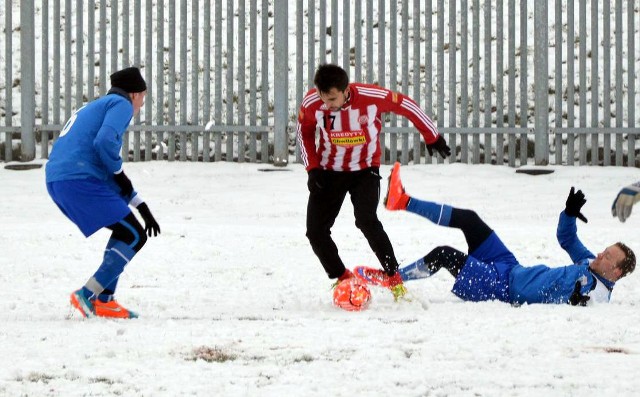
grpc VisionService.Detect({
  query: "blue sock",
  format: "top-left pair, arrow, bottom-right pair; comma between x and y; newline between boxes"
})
406,198 -> 452,226
98,277 -> 119,302
95,239 -> 119,302
399,257 -> 437,281
84,240 -> 136,297
97,291 -> 115,303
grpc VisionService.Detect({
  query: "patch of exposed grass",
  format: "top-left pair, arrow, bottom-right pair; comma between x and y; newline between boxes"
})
16,372 -> 56,384
188,346 -> 237,363
293,354 -> 314,363
90,376 -> 116,385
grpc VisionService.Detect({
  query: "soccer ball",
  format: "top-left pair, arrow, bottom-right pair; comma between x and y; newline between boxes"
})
333,279 -> 372,311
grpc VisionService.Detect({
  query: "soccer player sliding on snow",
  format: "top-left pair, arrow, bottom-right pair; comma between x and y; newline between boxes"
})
355,163 -> 636,306
46,67 -> 160,319
297,64 -> 450,309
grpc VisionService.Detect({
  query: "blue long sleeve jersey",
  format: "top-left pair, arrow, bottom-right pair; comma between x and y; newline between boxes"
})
507,211 -> 615,305
46,93 -> 134,194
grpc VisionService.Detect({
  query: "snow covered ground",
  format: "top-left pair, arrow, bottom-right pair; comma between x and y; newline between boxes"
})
1,162 -> 639,396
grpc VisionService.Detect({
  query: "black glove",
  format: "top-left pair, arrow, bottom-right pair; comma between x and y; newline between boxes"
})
307,168 -> 326,193
137,202 -> 161,237
565,187 -> 588,223
426,135 -> 451,158
113,171 -> 134,198
568,281 -> 590,306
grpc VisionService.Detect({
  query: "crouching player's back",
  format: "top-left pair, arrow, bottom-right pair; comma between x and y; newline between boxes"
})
46,94 -> 133,183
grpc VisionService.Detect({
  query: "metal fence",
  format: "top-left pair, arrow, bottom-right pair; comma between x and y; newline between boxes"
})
2,0 -> 278,164
1,0 -> 638,167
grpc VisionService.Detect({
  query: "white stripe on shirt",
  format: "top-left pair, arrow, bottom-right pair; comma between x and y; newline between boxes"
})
357,87 -> 388,99
347,108 -> 363,170
364,105 -> 379,168
302,92 -> 321,108
401,99 -> 439,137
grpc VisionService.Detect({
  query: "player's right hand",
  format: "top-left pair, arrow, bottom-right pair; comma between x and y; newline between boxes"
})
307,168 -> 326,193
612,182 -> 640,223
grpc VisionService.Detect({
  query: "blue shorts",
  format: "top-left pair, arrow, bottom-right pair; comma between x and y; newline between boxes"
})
451,232 -> 519,302
47,179 -> 131,237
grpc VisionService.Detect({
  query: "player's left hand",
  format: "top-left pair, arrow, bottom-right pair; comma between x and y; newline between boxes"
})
612,183 -> 640,223
568,281 -> 590,306
137,203 -> 161,237
426,135 -> 451,158
114,170 -> 134,198
565,187 -> 588,223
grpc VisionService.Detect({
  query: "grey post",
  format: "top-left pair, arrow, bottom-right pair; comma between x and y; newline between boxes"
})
273,0 -> 289,166
20,1 -> 35,161
534,0 -> 549,165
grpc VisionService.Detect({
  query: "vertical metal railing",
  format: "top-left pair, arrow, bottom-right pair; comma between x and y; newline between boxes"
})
1,0 -> 275,164
1,1 -> 638,167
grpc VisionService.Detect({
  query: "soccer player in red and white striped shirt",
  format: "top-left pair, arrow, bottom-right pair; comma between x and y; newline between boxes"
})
297,64 -> 450,300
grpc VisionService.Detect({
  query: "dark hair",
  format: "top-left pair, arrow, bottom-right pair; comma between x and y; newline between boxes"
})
313,64 -> 349,93
615,242 -> 636,278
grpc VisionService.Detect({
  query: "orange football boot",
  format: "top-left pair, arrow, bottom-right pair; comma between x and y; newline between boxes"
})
70,290 -> 96,318
94,299 -> 139,319
383,162 -> 410,211
353,266 -> 408,301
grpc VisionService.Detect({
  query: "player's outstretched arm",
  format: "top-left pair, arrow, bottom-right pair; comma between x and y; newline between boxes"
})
558,187 -> 593,263
612,182 -> 640,223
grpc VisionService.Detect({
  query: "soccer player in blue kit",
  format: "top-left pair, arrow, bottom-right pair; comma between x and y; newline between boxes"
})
355,163 -> 636,306
46,67 -> 160,318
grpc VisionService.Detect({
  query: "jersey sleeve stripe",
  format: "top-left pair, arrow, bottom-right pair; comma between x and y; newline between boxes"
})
357,87 -> 388,99
358,92 -> 387,99
296,123 -> 310,167
356,87 -> 389,96
302,93 -> 321,108
401,99 -> 439,136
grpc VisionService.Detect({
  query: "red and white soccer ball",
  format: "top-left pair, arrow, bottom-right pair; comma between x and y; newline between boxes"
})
333,279 -> 372,311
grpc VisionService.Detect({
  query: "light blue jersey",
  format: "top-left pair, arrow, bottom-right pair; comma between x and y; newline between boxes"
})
402,197 -> 615,305
46,92 -> 133,184
45,91 -> 139,236
452,211 -> 614,304
507,212 -> 614,304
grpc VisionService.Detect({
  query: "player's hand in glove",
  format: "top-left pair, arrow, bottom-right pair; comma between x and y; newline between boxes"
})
307,168 -> 326,193
114,170 -> 134,198
568,281 -> 590,306
426,135 -> 452,158
611,182 -> 640,223
137,203 -> 161,237
565,187 -> 588,223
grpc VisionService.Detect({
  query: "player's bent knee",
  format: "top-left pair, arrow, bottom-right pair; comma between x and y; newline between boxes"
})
425,245 -> 468,277
456,208 -> 481,223
354,218 -> 383,233
133,230 -> 147,252
305,229 -> 330,243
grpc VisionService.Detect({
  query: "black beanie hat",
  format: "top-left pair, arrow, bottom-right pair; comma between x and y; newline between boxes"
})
110,67 -> 147,93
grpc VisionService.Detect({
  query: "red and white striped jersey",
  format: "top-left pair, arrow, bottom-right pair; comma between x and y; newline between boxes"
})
296,82 -> 440,171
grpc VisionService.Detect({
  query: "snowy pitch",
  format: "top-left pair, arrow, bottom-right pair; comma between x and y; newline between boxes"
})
1,162 -> 639,396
